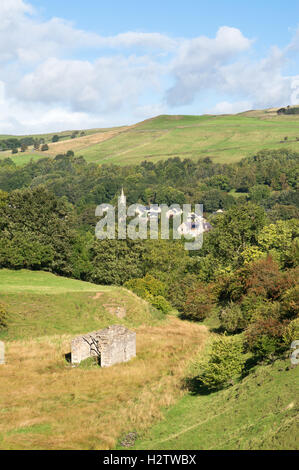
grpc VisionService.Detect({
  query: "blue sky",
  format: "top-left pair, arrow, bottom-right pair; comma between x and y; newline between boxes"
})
30,0 -> 299,47
1,0 -> 299,133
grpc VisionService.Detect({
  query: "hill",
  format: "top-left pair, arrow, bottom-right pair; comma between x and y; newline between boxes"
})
2,108 -> 299,166
131,356 -> 298,450
0,269 -> 208,450
0,269 -> 164,340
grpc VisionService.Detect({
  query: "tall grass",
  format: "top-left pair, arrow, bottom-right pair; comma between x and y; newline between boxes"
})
0,318 -> 208,450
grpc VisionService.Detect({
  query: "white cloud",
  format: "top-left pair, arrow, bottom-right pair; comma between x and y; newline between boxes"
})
0,0 -> 176,66
14,55 -> 162,113
209,100 -> 253,115
0,1 -> 299,134
166,27 -> 253,106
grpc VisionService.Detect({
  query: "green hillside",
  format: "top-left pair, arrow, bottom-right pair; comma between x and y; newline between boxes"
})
87,112 -> 299,166
2,109 -> 299,167
132,357 -> 298,450
0,269 -> 163,340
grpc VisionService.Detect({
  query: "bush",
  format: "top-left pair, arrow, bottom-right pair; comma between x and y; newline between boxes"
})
125,274 -> 167,298
245,318 -> 285,360
239,294 -> 267,323
0,303 -> 8,330
283,318 -> 299,347
167,274 -> 198,312
222,256 -> 297,303
280,285 -> 299,320
181,282 -> 215,321
197,335 -> 245,391
145,294 -> 172,314
125,275 -> 171,314
219,302 -> 250,333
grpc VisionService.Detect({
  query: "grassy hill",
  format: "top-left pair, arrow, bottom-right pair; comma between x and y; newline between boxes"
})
0,269 -> 164,340
131,357 -> 298,450
2,108 -> 299,167
0,269 -> 208,450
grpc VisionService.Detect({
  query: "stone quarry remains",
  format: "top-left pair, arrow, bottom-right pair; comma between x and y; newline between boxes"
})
71,325 -> 136,367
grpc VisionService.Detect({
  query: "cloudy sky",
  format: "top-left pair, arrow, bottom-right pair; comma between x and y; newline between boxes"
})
1,0 -> 299,134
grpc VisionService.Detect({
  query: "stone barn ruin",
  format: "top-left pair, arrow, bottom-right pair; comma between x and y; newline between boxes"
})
71,325 -> 136,367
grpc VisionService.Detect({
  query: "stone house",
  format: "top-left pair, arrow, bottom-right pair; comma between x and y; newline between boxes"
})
71,325 -> 136,367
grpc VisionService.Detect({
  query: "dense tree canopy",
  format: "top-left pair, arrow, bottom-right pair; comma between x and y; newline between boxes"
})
0,147 -> 298,364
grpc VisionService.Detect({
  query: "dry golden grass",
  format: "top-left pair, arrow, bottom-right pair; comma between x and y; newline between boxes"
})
44,123 -> 141,157
0,317 -> 208,450
45,129 -> 127,156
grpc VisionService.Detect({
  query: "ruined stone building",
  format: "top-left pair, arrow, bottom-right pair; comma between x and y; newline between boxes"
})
71,325 -> 136,367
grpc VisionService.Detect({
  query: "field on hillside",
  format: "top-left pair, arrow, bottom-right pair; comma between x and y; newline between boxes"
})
0,270 -> 164,340
2,110 -> 299,167
0,126 -> 127,166
0,270 -> 208,450
132,357 -> 298,450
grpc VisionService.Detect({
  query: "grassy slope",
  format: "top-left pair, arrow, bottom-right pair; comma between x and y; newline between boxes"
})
55,112 -> 299,165
132,358 -> 298,450
0,126 -> 127,166
2,110 -> 299,167
0,269 -> 208,450
0,269 -> 163,340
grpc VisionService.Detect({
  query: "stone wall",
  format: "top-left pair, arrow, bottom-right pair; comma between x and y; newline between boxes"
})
71,325 -> 136,367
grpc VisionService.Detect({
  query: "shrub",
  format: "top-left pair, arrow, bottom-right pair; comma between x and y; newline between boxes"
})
280,285 -> 299,320
0,302 -> 8,330
125,275 -> 171,314
219,302 -> 250,333
145,294 -> 172,314
124,274 -> 167,298
283,318 -> 299,347
239,294 -> 266,322
197,335 -> 245,391
216,272 -> 244,303
245,318 -> 285,360
243,256 -> 285,299
181,282 -> 215,321
245,299 -> 281,324
167,274 -> 197,312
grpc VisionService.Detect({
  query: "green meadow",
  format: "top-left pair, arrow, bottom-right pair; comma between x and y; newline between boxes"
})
2,110 -> 299,166
0,269 -> 163,341
49,112 -> 299,165
132,357 -> 298,450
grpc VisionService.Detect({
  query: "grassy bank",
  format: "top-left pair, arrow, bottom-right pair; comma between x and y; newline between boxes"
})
131,357 -> 298,450
0,269 -> 163,340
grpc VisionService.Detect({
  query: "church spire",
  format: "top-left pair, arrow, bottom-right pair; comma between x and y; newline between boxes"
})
120,187 -> 126,205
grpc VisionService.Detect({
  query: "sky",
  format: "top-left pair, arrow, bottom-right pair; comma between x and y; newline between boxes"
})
1,0 -> 299,134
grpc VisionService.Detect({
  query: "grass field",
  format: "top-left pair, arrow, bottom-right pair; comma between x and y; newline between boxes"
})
2,109 -> 299,167
131,357 -> 298,450
0,269 -> 208,449
0,269 -> 165,340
